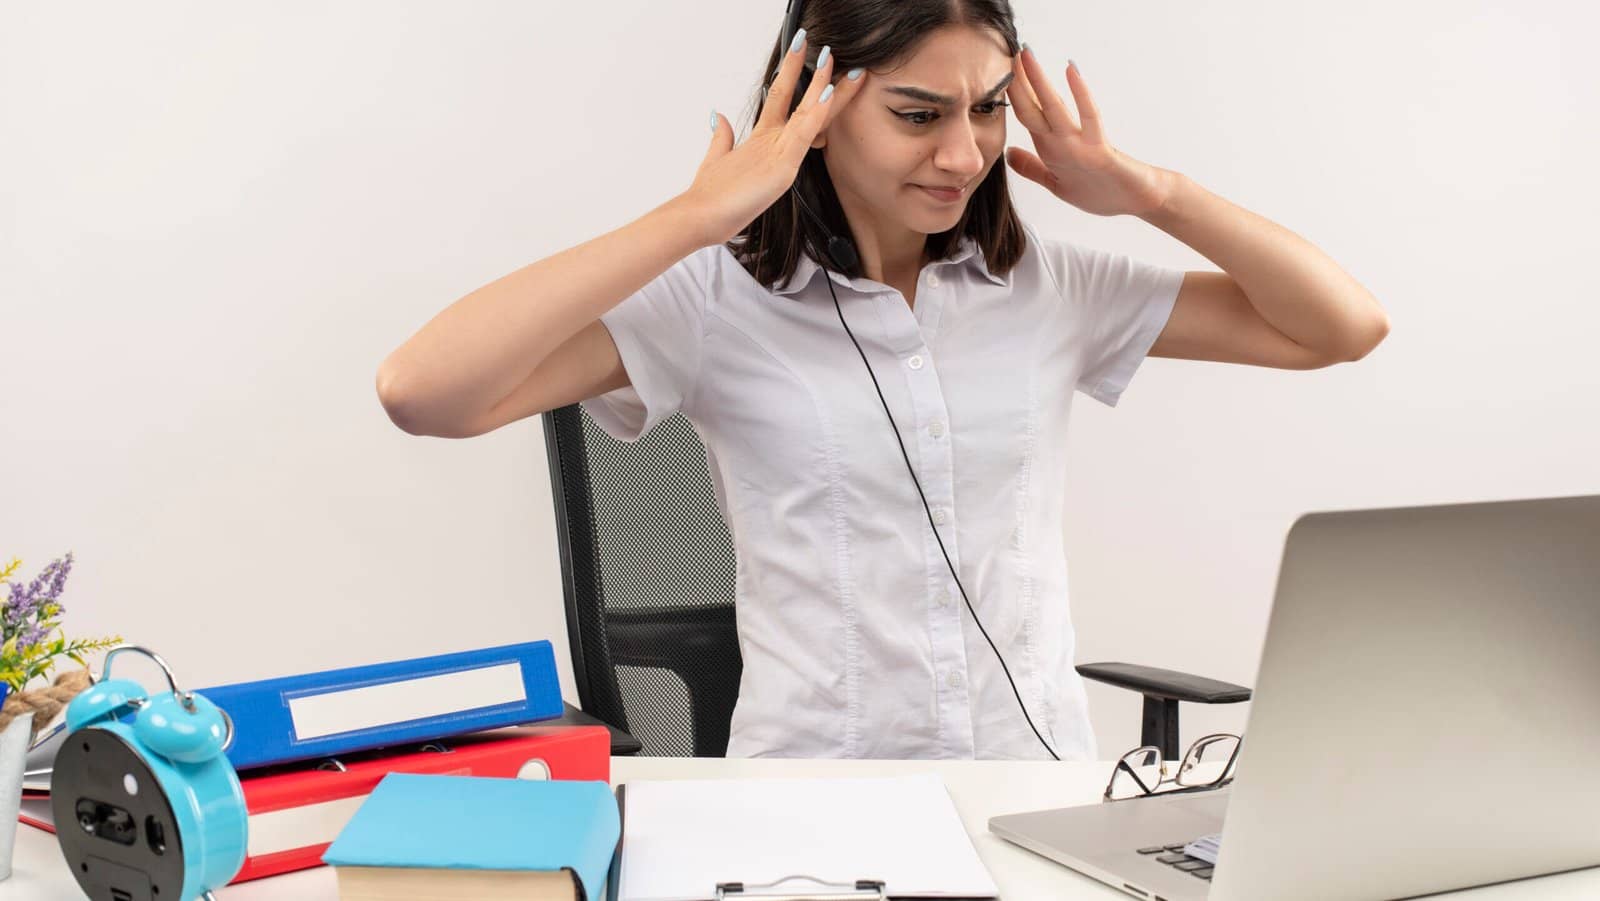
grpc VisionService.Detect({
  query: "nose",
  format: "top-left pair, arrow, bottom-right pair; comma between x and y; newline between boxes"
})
932,116 -> 987,183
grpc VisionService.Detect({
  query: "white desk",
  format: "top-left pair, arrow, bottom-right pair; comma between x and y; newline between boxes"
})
11,757 -> 1600,899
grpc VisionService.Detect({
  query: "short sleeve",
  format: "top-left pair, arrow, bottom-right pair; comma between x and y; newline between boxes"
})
1033,227 -> 1185,407
581,245 -> 715,441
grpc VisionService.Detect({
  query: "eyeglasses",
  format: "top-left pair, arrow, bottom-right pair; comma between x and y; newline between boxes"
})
1103,732 -> 1242,803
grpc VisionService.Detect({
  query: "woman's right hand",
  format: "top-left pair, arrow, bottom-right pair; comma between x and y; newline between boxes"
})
683,31 -> 866,248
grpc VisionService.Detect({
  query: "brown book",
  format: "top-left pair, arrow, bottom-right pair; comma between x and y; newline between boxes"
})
333,865 -> 580,900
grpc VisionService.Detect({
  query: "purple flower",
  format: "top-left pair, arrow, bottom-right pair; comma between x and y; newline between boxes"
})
45,552 -> 73,600
5,581 -> 35,626
3,551 -> 73,638
4,581 -> 34,627
18,623 -> 50,653
26,552 -> 71,604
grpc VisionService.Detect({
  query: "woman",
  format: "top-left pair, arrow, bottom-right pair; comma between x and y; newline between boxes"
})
375,0 -> 1389,761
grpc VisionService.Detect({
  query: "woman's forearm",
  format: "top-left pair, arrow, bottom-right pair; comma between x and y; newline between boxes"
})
376,193 -> 709,433
1140,170 -> 1390,359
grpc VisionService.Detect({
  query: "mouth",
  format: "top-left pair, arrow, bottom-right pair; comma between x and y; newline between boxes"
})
913,184 -> 965,203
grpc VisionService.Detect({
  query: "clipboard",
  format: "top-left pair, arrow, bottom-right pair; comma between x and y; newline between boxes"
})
601,774 -> 992,901
606,784 -> 890,901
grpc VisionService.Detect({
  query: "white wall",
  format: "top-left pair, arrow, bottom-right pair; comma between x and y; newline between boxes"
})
3,1 -> 1595,758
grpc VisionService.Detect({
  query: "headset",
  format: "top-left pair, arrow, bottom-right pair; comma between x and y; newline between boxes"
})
777,0 -> 1060,760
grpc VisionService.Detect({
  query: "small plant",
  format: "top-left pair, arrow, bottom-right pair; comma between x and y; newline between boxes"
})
1,552 -> 122,696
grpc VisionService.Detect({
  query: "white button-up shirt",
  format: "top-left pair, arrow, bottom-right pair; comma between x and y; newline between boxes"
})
583,220 -> 1184,759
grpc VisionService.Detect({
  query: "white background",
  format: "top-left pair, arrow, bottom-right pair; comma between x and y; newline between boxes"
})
3,1 -> 1594,757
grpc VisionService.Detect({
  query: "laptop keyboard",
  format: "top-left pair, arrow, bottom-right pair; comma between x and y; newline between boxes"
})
1136,843 -> 1214,881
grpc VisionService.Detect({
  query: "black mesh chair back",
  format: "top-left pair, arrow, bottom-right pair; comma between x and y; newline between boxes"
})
542,403 -> 742,757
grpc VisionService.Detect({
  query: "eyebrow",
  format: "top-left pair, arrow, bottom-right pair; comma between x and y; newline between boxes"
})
883,72 -> 1015,106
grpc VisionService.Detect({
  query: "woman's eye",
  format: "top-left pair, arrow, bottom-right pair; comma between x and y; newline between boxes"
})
897,101 -> 1009,126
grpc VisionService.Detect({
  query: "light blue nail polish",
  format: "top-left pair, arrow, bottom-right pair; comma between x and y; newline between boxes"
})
709,109 -> 718,133
789,27 -> 806,54
819,83 -> 835,104
817,45 -> 831,68
847,67 -> 863,81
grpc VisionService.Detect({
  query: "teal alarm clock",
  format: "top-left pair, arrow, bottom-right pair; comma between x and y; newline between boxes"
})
50,645 -> 248,901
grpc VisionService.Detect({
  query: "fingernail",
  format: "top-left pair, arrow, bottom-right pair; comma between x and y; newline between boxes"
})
1020,42 -> 1029,56
789,28 -> 806,54
817,45 -> 831,68
819,83 -> 835,104
709,109 -> 718,133
847,67 -> 863,81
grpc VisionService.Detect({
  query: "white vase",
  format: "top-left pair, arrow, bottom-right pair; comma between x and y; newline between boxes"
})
0,711 -> 35,882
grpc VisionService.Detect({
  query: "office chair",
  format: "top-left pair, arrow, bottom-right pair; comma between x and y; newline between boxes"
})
543,403 -> 1251,759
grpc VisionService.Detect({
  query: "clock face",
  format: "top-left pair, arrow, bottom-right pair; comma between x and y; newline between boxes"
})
51,728 -> 187,901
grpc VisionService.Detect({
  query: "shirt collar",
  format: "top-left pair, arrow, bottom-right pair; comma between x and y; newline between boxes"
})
771,233 -> 1009,298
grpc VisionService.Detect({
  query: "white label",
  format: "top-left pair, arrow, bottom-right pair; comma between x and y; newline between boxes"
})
287,662 -> 526,740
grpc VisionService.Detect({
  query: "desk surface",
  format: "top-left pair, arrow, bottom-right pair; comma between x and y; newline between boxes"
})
11,756 -> 1600,899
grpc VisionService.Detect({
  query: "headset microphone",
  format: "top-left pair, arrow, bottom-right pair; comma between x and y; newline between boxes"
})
824,233 -> 859,271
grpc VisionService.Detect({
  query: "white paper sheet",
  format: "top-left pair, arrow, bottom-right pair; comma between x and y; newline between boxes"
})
616,773 -> 999,901
1184,832 -> 1222,865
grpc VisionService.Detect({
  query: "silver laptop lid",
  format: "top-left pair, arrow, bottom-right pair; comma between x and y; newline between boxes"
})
1211,494 -> 1600,901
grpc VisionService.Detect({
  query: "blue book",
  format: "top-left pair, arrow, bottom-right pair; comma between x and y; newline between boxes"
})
199,640 -> 564,770
323,773 -> 621,901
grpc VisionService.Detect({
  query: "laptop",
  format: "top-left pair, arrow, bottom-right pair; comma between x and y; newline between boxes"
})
990,494 -> 1600,901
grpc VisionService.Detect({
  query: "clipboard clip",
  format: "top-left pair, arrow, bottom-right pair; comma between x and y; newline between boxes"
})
715,874 -> 887,901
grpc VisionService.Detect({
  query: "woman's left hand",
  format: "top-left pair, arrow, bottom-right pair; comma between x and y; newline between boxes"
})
1004,47 -> 1175,218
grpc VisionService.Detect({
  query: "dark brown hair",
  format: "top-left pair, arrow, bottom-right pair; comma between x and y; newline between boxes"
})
727,0 -> 1025,291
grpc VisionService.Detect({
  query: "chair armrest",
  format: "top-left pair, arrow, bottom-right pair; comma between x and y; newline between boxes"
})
1077,662 -> 1251,705
555,701 -> 645,756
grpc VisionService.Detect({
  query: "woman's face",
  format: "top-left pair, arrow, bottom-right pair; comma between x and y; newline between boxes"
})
815,24 -> 1014,244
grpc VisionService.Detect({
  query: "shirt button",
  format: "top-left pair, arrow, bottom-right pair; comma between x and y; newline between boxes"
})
931,508 -> 947,525
929,419 -> 946,438
947,671 -> 965,689
907,354 -> 924,370
927,273 -> 941,288
936,590 -> 951,608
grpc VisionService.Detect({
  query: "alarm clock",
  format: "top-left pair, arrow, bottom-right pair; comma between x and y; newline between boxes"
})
50,645 -> 247,901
